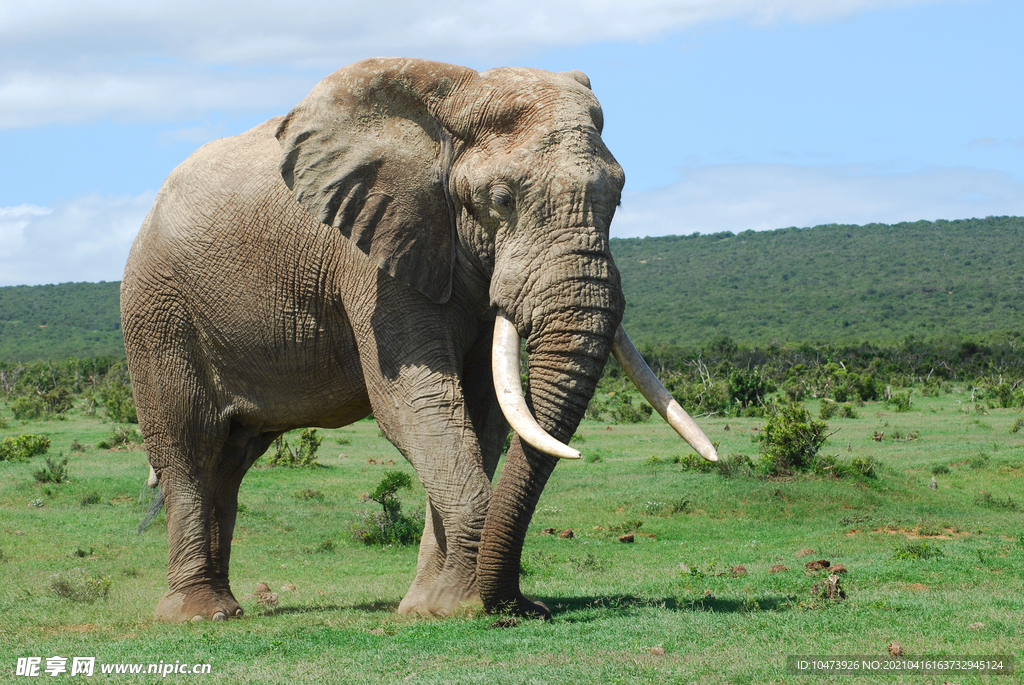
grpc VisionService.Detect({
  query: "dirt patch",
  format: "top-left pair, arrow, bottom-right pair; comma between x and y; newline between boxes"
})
872,526 -> 969,539
905,583 -> 929,592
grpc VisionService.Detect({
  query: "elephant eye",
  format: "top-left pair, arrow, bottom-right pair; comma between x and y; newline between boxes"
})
491,186 -> 513,210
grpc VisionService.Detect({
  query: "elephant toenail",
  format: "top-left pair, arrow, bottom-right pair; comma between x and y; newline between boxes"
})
234,608 -> 244,617
212,612 -> 227,621
190,615 -> 205,622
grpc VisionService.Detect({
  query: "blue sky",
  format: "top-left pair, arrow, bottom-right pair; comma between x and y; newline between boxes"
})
1,0 -> 1021,286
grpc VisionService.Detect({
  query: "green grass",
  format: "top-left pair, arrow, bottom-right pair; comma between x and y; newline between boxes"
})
1,393 -> 1022,683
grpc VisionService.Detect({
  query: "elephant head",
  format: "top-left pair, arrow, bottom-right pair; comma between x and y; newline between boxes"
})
274,58 -> 716,616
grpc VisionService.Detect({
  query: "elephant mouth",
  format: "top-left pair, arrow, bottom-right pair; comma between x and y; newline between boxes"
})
491,311 -> 718,462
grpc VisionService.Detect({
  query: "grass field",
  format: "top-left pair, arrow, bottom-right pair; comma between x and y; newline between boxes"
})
1,392 -> 1021,683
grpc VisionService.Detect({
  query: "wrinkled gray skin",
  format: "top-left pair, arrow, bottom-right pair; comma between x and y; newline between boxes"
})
122,58 -> 625,622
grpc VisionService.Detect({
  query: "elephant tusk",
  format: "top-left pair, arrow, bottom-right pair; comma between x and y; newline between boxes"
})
492,312 -> 582,460
612,326 -> 718,462
147,465 -> 159,489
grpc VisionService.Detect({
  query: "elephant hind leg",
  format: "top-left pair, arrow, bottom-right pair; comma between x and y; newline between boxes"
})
151,417 -> 269,623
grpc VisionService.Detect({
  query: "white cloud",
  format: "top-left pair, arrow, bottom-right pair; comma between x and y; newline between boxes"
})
0,0 -> 955,127
0,192 -> 155,286
612,163 -> 1024,237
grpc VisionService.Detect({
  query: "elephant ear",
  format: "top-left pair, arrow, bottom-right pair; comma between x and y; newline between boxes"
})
276,58 -> 475,304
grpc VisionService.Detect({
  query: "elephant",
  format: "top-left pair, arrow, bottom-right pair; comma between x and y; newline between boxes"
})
121,57 -> 717,623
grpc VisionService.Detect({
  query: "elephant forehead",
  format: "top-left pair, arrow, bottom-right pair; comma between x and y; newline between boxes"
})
471,68 -> 603,135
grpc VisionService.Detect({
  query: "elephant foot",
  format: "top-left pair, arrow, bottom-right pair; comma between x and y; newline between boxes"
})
155,584 -> 243,623
397,582 -> 481,617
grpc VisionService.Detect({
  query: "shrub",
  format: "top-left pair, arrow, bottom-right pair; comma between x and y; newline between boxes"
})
295,488 -> 324,501
0,434 -> 51,462
716,453 -> 753,478
96,426 -> 143,450
887,391 -> 912,412
100,377 -> 137,423
729,368 -> 774,409
931,463 -> 950,475
34,454 -> 69,484
351,471 -> 423,546
48,568 -> 112,602
819,399 -> 838,420
611,394 -> 653,424
975,491 -> 1016,510
0,413 -> 6,429
673,452 -> 716,473
838,403 -> 858,419
80,492 -> 102,506
267,428 -> 322,467
759,404 -> 829,475
893,541 -> 944,560
1011,416 -> 1024,434
10,395 -> 45,421
968,453 -> 990,470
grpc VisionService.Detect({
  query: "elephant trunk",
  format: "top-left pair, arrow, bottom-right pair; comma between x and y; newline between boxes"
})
479,273 -> 620,616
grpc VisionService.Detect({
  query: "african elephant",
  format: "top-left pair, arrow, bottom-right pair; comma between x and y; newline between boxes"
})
121,57 -> 716,622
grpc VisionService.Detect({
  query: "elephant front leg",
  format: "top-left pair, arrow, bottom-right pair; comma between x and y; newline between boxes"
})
367,368 -> 494,616
155,466 -> 234,622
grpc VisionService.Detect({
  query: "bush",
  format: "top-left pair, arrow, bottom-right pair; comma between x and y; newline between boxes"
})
819,399 -> 838,420
48,568 -> 112,602
267,428 -> 322,467
351,471 -> 423,546
715,453 -> 754,478
0,434 -> 51,462
887,391 -> 912,412
758,404 -> 829,475
975,491 -> 1016,510
931,463 -> 950,475
729,368 -> 774,409
673,452 -> 716,473
34,454 -> 69,484
1011,416 -> 1024,434
96,426 -> 143,450
100,377 -> 137,423
893,541 -> 944,560
10,395 -> 45,421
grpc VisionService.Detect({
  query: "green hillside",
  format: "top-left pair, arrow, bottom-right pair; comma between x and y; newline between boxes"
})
616,215 -> 1024,347
2,216 -> 1022,361
0,282 -> 124,361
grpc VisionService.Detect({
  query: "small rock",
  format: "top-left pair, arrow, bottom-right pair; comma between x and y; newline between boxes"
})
887,641 -> 904,657
605,426 -> 613,431
649,646 -> 666,656
255,582 -> 271,593
967,622 -> 985,630
13,530 -> 25,535
678,562 -> 691,574
281,583 -> 296,592
796,548 -> 815,557
805,559 -> 831,571
830,564 -> 848,574
769,564 -> 788,573
257,591 -> 279,607
540,527 -> 556,535
558,528 -> 574,539
730,565 -> 747,577
367,458 -> 377,464
386,459 -> 395,465
619,533 -> 635,543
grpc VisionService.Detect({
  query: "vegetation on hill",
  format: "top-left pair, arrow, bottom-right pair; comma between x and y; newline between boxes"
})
615,215 -> 1024,347
2,216 -> 1022,362
0,282 -> 123,361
